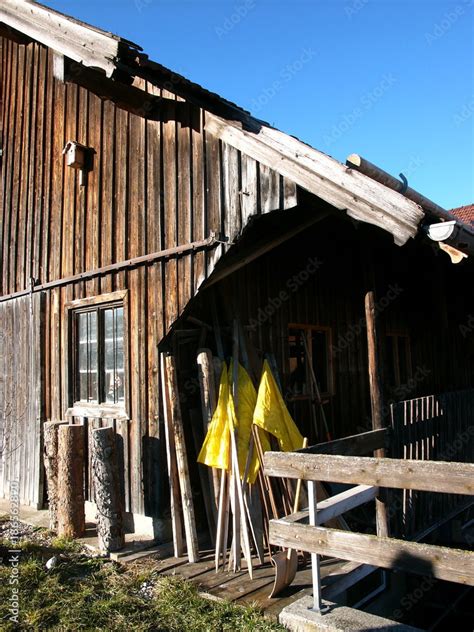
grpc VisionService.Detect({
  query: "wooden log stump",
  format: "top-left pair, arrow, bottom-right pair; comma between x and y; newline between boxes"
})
91,426 -> 125,552
57,424 -> 85,538
43,421 -> 68,531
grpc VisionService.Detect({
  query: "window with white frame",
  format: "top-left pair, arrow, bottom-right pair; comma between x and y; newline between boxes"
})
72,303 -> 125,405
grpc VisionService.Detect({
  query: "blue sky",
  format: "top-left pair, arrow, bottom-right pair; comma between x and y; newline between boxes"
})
49,0 -> 473,208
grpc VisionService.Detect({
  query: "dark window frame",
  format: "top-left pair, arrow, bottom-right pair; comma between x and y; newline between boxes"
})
64,291 -> 129,419
287,323 -> 335,400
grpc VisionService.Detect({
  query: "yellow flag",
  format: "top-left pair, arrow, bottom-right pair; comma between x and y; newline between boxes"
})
197,365 -> 231,470
227,361 -> 266,483
198,361 -> 266,483
253,360 -> 304,452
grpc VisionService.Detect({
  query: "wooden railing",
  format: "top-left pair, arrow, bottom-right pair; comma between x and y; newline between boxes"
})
264,445 -> 474,613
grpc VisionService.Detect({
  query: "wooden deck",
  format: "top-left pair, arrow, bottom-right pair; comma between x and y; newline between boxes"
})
120,545 -> 348,620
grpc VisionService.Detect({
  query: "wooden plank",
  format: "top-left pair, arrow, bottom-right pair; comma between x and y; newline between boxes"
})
284,485 -> 378,526
301,429 -> 388,456
264,452 -> 474,495
164,354 -> 199,562
85,92 -> 101,295
177,98 -> 192,314
0,0 -> 126,77
160,353 -> 184,557
162,89 -> 178,332
191,105 -> 206,291
205,112 -> 424,246
100,99 -> 115,293
269,521 -> 474,585
240,154 -> 258,225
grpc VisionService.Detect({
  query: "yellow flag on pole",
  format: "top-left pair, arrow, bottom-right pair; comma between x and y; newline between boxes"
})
197,365 -> 231,470
253,360 -> 304,452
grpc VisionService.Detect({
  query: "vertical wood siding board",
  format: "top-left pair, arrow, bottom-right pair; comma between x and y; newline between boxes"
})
128,107 -> 146,515
0,304 -> 3,496
162,90 -> 178,331
241,154 -> 258,228
23,44 -> 36,289
283,176 -> 298,209
3,302 -> 11,495
222,143 -> 240,246
3,40 -> 17,293
85,93 -> 102,295
9,44 -> 24,293
13,45 -> 27,292
63,82 -> 77,279
101,100 -> 115,293
32,45 -> 46,283
0,39 -> 11,295
145,86 -> 161,441
203,117 -> 221,277
191,106 -> 205,293
41,48 -> 53,285
50,72 -> 66,282
113,108 -> 127,289
2,42 -> 16,294
73,88 -> 87,296
32,292 -> 44,506
177,99 -> 192,312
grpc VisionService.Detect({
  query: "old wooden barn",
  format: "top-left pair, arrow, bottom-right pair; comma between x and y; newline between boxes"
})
1,1 -> 473,625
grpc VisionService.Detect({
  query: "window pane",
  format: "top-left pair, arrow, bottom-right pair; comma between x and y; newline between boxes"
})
288,329 -> 308,397
104,307 -> 125,403
76,311 -> 98,403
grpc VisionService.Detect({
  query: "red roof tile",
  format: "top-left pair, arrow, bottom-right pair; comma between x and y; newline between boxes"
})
449,204 -> 474,227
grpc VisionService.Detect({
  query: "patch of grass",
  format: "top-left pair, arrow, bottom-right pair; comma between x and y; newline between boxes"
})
0,540 -> 284,631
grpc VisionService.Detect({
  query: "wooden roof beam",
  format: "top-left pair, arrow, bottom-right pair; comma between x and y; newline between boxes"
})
0,0 -> 141,77
205,112 -> 424,246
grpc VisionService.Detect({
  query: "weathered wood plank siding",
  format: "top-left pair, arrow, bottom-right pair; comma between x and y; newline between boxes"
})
0,293 -> 44,507
0,36 -> 297,514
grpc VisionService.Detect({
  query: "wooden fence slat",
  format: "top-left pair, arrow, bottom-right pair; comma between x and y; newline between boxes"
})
269,520 -> 474,586
264,452 -> 474,495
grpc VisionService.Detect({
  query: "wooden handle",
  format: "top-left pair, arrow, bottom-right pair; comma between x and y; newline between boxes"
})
292,437 -> 308,513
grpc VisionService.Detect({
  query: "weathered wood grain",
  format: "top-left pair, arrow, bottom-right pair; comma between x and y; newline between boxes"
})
264,452 -> 474,495
269,520 -> 474,585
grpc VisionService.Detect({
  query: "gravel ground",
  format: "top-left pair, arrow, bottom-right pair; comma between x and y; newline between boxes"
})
0,514 -> 99,557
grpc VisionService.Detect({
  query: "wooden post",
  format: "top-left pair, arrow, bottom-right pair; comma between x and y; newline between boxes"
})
164,353 -> 200,563
91,426 -> 125,552
197,348 -> 220,511
57,424 -> 85,538
43,420 -> 68,531
365,291 -> 390,538
160,353 -> 184,558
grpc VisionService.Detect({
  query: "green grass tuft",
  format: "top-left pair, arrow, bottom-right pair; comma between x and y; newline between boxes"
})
0,540 -> 284,631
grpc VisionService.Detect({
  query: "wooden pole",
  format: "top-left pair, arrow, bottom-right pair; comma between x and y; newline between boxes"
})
160,352 -> 184,557
197,348 -> 220,511
164,353 -> 200,563
365,291 -> 390,538
91,426 -> 125,552
43,420 -> 68,531
57,424 -> 85,539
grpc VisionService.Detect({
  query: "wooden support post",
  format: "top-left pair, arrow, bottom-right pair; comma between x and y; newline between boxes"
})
160,353 -> 184,557
91,426 -> 125,552
43,420 -> 68,531
57,424 -> 85,539
365,291 -> 389,538
164,353 -> 200,563
197,348 -> 220,511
